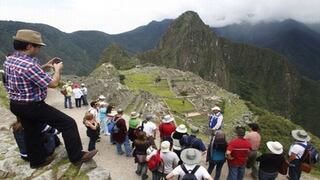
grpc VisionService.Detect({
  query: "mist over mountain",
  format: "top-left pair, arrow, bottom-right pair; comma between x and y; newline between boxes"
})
214,19 -> 320,80
138,11 -> 320,137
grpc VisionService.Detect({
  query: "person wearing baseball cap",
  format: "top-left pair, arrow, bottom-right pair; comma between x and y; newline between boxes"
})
3,29 -> 97,168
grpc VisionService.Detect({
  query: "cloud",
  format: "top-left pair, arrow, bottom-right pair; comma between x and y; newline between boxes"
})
0,0 -> 319,33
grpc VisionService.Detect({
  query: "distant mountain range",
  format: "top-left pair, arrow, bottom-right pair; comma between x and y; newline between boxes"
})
0,19 -> 172,75
214,19 -> 320,80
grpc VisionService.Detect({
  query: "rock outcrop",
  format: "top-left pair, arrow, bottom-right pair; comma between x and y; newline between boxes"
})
0,107 -> 111,179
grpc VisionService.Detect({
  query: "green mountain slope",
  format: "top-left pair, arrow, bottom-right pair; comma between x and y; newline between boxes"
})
138,11 -> 320,137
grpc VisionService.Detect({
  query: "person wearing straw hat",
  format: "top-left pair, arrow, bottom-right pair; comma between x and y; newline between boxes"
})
62,81 -> 73,109
288,129 -> 311,180
209,106 -> 223,131
166,148 -> 213,180
159,115 -> 176,143
128,111 -> 141,147
147,141 -> 180,180
256,141 -> 285,180
3,29 -> 97,168
171,124 -> 188,163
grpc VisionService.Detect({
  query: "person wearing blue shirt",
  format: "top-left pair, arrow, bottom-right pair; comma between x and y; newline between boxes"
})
180,127 -> 206,152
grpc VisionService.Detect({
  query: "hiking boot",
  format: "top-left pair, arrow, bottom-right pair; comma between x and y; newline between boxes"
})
73,149 -> 98,165
30,155 -> 54,169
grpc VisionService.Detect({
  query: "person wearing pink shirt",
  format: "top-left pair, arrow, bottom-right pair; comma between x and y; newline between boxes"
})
244,123 -> 261,180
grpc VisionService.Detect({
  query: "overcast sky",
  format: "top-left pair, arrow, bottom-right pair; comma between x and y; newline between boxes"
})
1,0 -> 320,34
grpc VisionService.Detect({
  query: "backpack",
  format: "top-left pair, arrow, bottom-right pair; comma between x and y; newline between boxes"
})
107,117 -> 120,133
147,150 -> 163,172
60,86 -> 67,96
180,164 -> 200,180
297,143 -> 319,164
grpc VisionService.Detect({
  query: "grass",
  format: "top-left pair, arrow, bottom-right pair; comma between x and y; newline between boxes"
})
246,102 -> 320,176
164,98 -> 194,113
122,71 -> 175,98
0,83 -> 9,108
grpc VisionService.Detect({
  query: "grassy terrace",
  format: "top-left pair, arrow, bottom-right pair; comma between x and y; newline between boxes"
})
121,70 -> 196,115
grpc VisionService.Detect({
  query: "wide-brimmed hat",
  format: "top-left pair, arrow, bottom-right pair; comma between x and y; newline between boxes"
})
190,127 -> 199,135
81,83 -> 85,86
145,114 -> 153,120
130,112 -> 139,118
161,141 -> 170,153
107,111 -> 117,116
176,124 -> 187,133
99,95 -> 106,100
180,148 -> 201,165
13,29 -> 46,46
162,115 -> 174,123
291,130 -> 311,141
117,108 -> 124,114
266,141 -> 283,155
211,106 -> 221,111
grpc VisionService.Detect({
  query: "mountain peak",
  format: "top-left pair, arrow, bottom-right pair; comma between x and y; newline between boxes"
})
175,11 -> 204,26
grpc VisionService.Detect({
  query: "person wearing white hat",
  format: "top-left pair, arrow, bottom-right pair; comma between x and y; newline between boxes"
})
256,141 -> 285,180
166,148 -> 213,180
147,141 -> 180,179
80,83 -> 88,106
159,115 -> 176,143
288,130 -> 311,180
209,106 -> 223,131
171,124 -> 188,162
98,102 -> 108,136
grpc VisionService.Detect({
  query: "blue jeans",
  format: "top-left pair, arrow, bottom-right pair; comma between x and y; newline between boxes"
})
64,96 -> 72,108
289,159 -> 301,180
227,165 -> 245,180
116,135 -> 132,156
258,170 -> 278,180
208,160 -> 225,180
82,95 -> 88,105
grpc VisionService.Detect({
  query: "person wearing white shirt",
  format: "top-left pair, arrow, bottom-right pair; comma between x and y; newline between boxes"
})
73,85 -> 83,108
209,106 -> 223,131
141,114 -> 157,148
80,83 -> 88,106
166,148 -> 213,180
288,130 -> 311,180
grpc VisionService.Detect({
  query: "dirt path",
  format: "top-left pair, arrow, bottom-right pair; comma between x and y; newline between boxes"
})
45,88 -> 314,180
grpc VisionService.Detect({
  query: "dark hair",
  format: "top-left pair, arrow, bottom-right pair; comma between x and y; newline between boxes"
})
13,40 -> 41,50
10,118 -> 24,133
212,131 -> 227,152
235,126 -> 246,137
90,101 -> 97,107
106,105 -> 114,114
248,123 -> 259,132
13,40 -> 29,50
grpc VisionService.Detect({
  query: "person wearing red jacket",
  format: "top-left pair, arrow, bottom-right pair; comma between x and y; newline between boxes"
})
159,115 -> 176,144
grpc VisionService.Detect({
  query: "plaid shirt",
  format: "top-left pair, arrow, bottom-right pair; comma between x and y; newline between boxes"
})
3,51 -> 53,102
